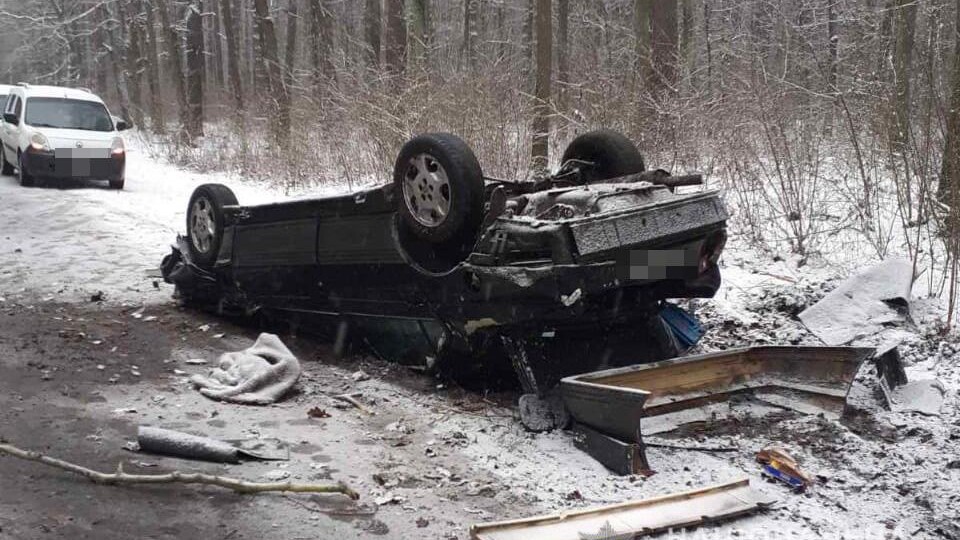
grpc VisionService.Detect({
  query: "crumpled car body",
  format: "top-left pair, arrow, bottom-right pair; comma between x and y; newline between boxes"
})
162,172 -> 728,391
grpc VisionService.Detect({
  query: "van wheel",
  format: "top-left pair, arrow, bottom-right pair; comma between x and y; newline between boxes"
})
110,178 -> 125,190
560,129 -> 645,183
394,133 -> 485,244
1,153 -> 13,176
186,184 -> 238,268
17,152 -> 35,187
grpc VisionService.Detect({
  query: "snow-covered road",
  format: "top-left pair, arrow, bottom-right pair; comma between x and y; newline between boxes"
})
0,142 -> 295,303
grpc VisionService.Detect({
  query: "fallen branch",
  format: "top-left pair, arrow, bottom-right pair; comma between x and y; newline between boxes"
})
0,442 -> 358,499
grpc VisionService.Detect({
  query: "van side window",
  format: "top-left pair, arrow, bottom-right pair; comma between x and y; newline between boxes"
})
13,97 -> 22,119
3,95 -> 13,114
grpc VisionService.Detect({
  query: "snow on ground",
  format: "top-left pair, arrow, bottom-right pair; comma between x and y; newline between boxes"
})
0,133 -> 374,304
1,141 -> 958,537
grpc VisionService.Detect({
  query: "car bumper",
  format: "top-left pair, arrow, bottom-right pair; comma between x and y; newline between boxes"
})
22,151 -> 125,181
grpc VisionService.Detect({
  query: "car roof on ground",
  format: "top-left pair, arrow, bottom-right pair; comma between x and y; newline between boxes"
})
14,85 -> 103,103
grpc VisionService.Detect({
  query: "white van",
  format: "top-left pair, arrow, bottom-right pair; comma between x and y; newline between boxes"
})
0,84 -> 130,189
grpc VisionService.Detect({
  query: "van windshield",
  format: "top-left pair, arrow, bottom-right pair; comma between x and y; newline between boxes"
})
24,97 -> 114,132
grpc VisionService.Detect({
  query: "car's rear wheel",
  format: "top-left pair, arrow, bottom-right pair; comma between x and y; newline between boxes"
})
186,184 -> 238,268
17,152 -> 35,187
110,178 -> 125,190
1,152 -> 14,176
394,133 -> 485,245
560,129 -> 645,183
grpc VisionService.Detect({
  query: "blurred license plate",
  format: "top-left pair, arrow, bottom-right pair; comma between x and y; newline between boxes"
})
617,249 -> 699,280
55,148 -> 110,159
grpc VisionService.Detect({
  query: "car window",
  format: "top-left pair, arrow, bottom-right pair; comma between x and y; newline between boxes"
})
13,97 -> 22,118
24,97 -> 113,131
0,96 -> 8,115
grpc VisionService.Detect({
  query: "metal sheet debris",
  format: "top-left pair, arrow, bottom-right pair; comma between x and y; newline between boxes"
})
469,479 -> 776,540
798,258 -> 913,345
561,346 -> 874,472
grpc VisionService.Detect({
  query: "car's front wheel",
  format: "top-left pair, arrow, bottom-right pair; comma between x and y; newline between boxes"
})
186,184 -> 238,268
17,152 -> 35,187
1,152 -> 14,176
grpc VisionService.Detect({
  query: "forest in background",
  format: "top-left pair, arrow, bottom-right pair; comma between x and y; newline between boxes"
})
5,0 -> 960,322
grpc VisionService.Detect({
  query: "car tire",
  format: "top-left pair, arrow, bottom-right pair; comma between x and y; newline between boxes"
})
110,178 -> 125,190
560,129 -> 645,182
1,152 -> 13,176
393,133 -> 485,245
186,183 -> 238,268
17,152 -> 35,187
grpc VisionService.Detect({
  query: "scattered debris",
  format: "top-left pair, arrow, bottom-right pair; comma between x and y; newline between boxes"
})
374,492 -> 405,506
351,370 -> 370,382
138,426 -> 244,463
307,407 -> 331,419
562,346 -> 874,473
334,393 -> 374,415
469,479 -> 775,540
757,446 -> 812,492
0,441 -> 357,499
517,393 -> 569,432
890,379 -> 946,416
90,291 -> 104,303
798,258 -> 912,345
185,358 -> 207,365
190,333 -> 301,405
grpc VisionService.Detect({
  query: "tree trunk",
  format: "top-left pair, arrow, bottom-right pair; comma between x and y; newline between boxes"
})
253,0 -> 287,143
634,0 -> 652,87
91,5 -> 109,94
892,0 -> 917,148
102,3 -> 132,122
522,0 -> 534,70
384,0 -> 407,75
827,0 -> 838,90
530,0 -> 551,173
557,0 -> 569,115
650,0 -> 679,94
144,0 -> 165,134
364,0 -> 381,68
280,0 -> 299,139
221,0 -> 245,116
407,0 -> 430,71
681,0 -> 694,80
210,0 -> 225,88
940,0 -> 960,202
186,0 -> 205,139
157,0 -> 190,141
463,0 -> 478,69
309,0 -> 335,95
126,1 -> 146,129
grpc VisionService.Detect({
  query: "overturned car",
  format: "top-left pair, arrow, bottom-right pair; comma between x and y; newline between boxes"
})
162,130 -> 729,397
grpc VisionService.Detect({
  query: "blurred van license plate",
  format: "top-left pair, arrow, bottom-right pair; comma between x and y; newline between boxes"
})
56,148 -> 110,159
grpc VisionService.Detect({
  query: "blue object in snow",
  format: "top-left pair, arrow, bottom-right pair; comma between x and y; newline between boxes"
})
659,302 -> 705,349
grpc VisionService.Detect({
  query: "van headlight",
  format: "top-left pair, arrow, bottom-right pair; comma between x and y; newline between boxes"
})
28,133 -> 50,153
111,137 -> 125,158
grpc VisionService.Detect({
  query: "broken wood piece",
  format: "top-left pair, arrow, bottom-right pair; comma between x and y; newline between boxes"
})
470,479 -> 775,540
0,442 -> 358,499
335,393 -> 374,415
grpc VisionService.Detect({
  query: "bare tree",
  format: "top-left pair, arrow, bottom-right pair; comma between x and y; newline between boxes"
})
253,0 -> 287,142
364,0 -> 381,68
157,0 -> 191,140
530,0 -> 551,173
186,0 -> 205,138
220,0 -> 245,117
384,0 -> 407,75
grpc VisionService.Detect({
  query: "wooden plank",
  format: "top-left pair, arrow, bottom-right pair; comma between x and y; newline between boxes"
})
469,479 -> 776,540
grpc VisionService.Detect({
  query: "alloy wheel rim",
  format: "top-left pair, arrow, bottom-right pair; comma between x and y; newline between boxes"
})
402,153 -> 451,228
190,197 -> 216,253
